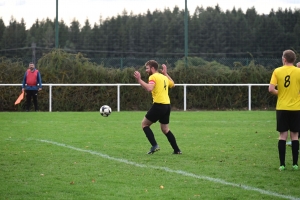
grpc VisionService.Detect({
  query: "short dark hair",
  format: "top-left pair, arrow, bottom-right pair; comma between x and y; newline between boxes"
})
283,50 -> 296,63
145,60 -> 158,70
29,62 -> 34,65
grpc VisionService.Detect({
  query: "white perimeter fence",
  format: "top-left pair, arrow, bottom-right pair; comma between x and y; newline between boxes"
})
1,83 -> 269,112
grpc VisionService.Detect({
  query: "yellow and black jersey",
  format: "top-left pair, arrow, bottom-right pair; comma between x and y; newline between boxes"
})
148,73 -> 174,104
270,66 -> 300,110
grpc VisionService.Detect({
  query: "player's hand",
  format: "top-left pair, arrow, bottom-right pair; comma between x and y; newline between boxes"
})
161,64 -> 167,75
38,88 -> 42,91
133,71 -> 141,80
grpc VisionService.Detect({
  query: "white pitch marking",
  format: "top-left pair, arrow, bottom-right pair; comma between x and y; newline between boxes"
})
38,139 -> 299,200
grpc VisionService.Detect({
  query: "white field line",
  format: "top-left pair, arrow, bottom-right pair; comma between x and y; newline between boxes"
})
98,120 -> 274,124
39,139 -> 299,200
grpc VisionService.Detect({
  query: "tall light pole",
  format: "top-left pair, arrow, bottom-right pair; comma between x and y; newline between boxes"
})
55,0 -> 59,48
184,0 -> 188,67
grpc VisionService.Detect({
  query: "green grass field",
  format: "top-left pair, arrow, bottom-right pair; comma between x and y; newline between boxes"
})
1,111 -> 299,200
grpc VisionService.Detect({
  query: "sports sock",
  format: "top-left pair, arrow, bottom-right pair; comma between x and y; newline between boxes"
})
278,140 -> 286,166
292,140 -> 299,166
165,130 -> 180,152
143,126 -> 157,146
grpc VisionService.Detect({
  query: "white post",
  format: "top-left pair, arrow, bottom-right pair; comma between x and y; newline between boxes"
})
117,85 -> 120,112
49,84 -> 52,112
184,85 -> 187,111
248,85 -> 251,111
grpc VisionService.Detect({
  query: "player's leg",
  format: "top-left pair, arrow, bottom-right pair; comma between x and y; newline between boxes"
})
142,117 -> 156,146
277,110 -> 288,170
290,131 -> 299,170
142,105 -> 159,154
159,105 -> 181,154
160,123 -> 181,154
278,131 -> 288,170
32,90 -> 39,111
290,111 -> 300,170
25,90 -> 32,111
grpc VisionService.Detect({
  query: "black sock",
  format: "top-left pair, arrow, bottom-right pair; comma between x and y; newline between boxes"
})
278,140 -> 286,166
165,130 -> 180,152
143,126 -> 157,146
292,140 -> 299,166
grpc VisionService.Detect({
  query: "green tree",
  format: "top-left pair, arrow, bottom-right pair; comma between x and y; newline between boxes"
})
67,19 -> 81,50
1,17 -> 27,58
0,18 -> 6,49
164,6 -> 185,56
27,19 -> 46,61
224,8 -> 252,56
43,23 -> 55,48
255,14 -> 284,53
294,16 -> 300,54
59,20 -> 69,49
80,19 -> 92,51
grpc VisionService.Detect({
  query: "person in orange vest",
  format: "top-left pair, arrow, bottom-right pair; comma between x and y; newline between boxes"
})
22,62 -> 42,111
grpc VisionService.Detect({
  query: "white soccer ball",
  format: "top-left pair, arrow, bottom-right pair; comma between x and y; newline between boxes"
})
100,105 -> 112,117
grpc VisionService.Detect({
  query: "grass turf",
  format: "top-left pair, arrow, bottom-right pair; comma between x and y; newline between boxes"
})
0,111 -> 299,200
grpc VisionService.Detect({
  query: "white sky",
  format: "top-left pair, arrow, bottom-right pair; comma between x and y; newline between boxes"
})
0,0 -> 300,29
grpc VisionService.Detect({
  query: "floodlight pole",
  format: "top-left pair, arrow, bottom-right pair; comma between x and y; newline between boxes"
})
55,0 -> 59,48
184,0 -> 188,67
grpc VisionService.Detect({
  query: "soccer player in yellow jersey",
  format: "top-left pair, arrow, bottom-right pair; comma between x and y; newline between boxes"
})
269,50 -> 300,171
286,61 -> 300,146
134,60 -> 181,154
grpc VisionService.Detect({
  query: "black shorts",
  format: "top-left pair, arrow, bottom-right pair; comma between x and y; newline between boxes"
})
145,103 -> 171,124
25,90 -> 38,96
276,110 -> 300,132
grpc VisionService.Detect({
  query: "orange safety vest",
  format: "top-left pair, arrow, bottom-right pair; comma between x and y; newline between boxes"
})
26,69 -> 39,86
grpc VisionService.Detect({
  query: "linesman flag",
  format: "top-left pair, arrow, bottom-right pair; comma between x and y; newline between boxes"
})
15,91 -> 24,105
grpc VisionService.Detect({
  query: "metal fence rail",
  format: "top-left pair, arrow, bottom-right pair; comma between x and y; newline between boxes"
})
1,83 -> 269,112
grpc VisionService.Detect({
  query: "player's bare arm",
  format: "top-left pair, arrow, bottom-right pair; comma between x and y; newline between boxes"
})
134,71 -> 155,92
268,84 -> 278,95
160,64 -> 175,87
